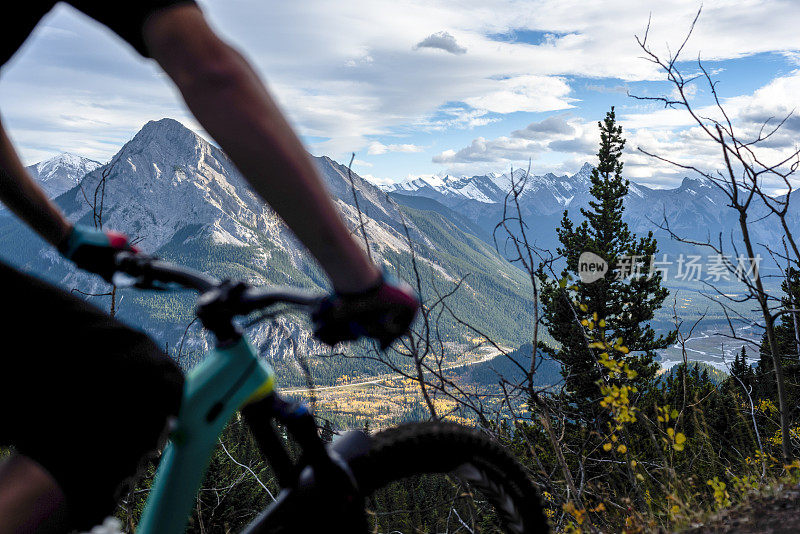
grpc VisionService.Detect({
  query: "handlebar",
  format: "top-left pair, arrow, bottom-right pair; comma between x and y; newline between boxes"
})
113,252 -> 322,315
115,252 -> 220,292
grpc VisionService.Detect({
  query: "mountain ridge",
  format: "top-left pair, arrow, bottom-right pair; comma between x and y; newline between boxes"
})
385,157 -> 797,259
1,118 -> 537,379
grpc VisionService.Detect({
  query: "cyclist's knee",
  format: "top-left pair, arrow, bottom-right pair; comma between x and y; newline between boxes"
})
24,328 -> 184,530
0,454 -> 68,534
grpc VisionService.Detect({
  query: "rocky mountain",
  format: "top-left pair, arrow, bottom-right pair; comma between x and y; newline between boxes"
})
6,118 -> 787,380
25,152 -> 101,198
387,163 -> 596,212
0,119 -> 535,382
387,163 -> 795,261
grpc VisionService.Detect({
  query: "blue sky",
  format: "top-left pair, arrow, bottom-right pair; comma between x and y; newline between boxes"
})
2,0 -> 800,191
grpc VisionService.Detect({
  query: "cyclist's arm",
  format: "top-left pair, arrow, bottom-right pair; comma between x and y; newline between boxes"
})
0,118 -> 72,247
142,6 -> 381,294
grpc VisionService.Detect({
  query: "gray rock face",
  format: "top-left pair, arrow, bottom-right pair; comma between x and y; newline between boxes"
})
64,118 -> 291,256
61,119 -> 448,261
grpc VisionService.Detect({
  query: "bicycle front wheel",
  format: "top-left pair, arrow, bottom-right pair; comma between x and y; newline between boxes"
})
349,421 -> 549,534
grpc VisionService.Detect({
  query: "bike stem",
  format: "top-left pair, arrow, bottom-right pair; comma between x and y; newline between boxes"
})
195,280 -> 248,343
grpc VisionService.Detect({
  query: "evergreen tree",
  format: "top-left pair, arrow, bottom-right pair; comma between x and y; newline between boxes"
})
730,346 -> 754,386
538,107 -> 676,425
758,268 -> 800,374
756,267 -> 800,412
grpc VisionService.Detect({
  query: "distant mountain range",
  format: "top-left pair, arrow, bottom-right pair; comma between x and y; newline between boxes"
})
386,163 -> 597,211
26,139 -> 785,279
0,119 -> 536,381
385,161 -> 795,260
8,117 -> 791,380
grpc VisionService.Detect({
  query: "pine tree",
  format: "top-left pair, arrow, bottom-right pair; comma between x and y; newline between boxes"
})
756,267 -> 800,399
538,107 -> 676,425
730,346 -> 753,386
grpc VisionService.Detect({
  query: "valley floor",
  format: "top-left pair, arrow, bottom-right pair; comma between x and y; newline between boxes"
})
283,345 -> 504,395
285,345 -> 508,428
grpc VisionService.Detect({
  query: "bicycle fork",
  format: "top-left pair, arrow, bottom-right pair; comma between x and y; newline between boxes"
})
240,394 -> 371,533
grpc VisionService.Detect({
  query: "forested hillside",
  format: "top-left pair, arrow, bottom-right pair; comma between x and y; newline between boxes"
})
0,119 -> 540,387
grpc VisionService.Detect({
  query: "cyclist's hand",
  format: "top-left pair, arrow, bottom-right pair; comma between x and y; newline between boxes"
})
58,224 -> 138,282
312,271 -> 420,350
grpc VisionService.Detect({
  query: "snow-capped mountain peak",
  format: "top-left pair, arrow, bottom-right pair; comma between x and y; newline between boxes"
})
385,163 -> 595,214
26,152 -> 101,198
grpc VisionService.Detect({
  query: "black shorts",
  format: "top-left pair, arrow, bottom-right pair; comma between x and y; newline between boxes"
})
2,0 -> 197,67
0,260 -> 184,529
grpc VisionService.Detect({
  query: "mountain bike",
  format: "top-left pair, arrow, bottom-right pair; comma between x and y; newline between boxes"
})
110,252 -> 549,533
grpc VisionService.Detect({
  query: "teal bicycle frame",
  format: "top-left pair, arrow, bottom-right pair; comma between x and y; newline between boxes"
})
107,252 -> 366,533
136,336 -> 274,534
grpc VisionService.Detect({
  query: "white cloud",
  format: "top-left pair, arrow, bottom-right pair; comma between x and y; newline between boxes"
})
464,75 -> 574,114
670,82 -> 698,102
417,106 -> 497,131
3,0 -> 800,171
621,70 -> 800,190
433,64 -> 800,191
512,114 -> 576,139
203,0 -> 800,161
433,115 -> 596,172
432,136 -> 544,164
584,83 -> 629,94
367,141 -> 424,155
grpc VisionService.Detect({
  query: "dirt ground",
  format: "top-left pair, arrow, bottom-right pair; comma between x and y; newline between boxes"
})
682,486 -> 800,533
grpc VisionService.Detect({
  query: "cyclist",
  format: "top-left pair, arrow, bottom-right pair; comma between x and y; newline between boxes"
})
0,1 -> 419,532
